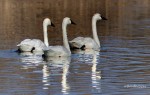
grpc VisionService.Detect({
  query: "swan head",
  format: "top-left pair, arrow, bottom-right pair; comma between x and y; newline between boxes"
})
93,13 -> 107,21
43,18 -> 55,27
63,17 -> 76,25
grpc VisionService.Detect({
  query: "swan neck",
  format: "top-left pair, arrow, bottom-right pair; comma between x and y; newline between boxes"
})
92,18 -> 100,47
62,24 -> 71,54
43,23 -> 49,47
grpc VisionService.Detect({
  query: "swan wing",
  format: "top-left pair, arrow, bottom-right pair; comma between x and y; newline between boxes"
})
17,39 -> 34,52
69,37 -> 100,50
69,37 -> 85,48
17,39 -> 46,52
17,39 -> 32,46
31,39 -> 46,51
84,37 -> 100,51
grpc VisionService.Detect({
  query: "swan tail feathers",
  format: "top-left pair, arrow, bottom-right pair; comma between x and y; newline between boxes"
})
69,41 -> 83,49
17,44 -> 21,46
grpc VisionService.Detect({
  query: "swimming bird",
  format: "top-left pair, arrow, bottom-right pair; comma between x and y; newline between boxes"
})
43,17 -> 75,57
17,18 -> 55,53
69,13 -> 107,51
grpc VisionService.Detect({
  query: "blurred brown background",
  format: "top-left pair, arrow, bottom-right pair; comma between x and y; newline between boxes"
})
0,0 -> 149,49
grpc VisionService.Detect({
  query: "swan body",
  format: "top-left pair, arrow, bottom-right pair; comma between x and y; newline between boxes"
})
43,55 -> 71,64
44,46 -> 71,57
17,39 -> 46,52
69,37 -> 99,51
17,18 -> 54,52
43,17 -> 75,57
69,13 -> 106,51
17,39 -> 35,52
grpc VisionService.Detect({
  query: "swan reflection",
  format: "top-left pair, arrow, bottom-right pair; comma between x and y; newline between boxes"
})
19,52 -> 44,69
72,49 -> 101,93
42,56 -> 71,94
42,64 -> 50,90
91,51 -> 101,93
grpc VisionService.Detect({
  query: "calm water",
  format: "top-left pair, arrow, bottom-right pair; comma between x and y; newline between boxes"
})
0,35 -> 150,95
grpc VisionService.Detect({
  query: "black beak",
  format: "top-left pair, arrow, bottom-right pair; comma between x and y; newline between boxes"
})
101,16 -> 107,20
71,20 -> 76,25
51,22 -> 55,27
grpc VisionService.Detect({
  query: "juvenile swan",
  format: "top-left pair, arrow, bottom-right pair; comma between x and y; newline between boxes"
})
69,13 -> 107,51
43,17 -> 75,57
17,18 -> 55,52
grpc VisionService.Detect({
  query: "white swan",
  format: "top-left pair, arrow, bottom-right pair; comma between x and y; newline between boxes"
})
69,13 -> 107,51
43,17 -> 75,57
17,18 -> 55,53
